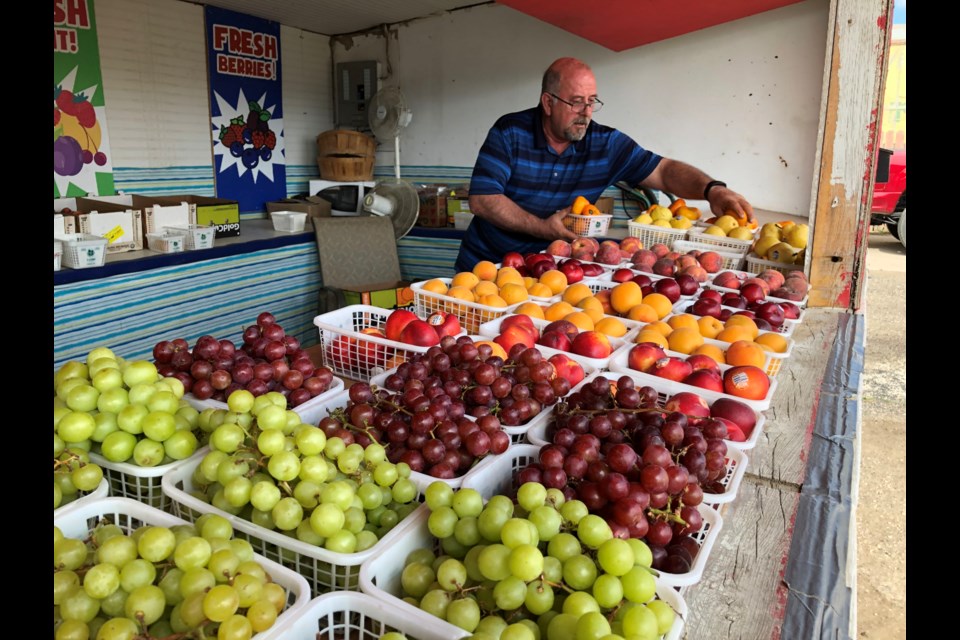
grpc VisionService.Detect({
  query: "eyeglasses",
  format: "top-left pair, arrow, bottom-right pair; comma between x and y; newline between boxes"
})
547,92 -> 604,113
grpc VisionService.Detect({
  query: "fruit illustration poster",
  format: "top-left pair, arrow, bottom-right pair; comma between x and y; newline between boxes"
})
54,0 -> 115,197
206,6 -> 285,212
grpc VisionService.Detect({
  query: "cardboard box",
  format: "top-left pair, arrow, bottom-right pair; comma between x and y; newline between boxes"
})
446,191 -> 471,226
144,195 -> 241,238
341,280 -> 413,310
596,196 -> 614,215
266,197 -> 332,218
74,198 -> 144,253
416,184 -> 450,228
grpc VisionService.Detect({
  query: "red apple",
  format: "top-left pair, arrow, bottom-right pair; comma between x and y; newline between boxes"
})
721,292 -> 747,309
686,354 -> 721,375
682,369 -> 725,393
654,278 -> 682,304
631,274 -> 653,288
559,261 -> 585,284
663,391 -> 711,418
385,308 -> 419,342
502,252 -> 525,270
649,357 -> 693,382
529,260 -> 556,279
780,302 -> 801,320
699,289 -> 723,303
543,320 -> 579,344
539,330 -> 572,352
723,365 -> 770,400
525,253 -> 555,270
612,268 -> 636,283
548,353 -> 586,387
501,314 -> 539,338
570,331 -> 612,359
581,263 -> 606,278
740,283 -> 767,304
400,320 -> 441,347
674,273 -> 700,296
691,298 -> 722,319
709,397 -> 758,439
627,343 -> 666,372
715,417 -> 747,442
494,325 -> 537,353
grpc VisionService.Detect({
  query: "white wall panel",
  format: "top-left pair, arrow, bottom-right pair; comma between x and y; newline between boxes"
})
280,26 -> 333,167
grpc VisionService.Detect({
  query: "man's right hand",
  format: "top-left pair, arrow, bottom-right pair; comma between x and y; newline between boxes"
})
547,208 -> 580,242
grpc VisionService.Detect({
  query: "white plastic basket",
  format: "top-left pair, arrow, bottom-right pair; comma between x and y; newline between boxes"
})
54,496 -> 310,634
672,240 -> 746,271
145,231 -> 186,253
627,220 -> 689,249
526,369 -> 766,451
565,212 -> 613,237
745,252 -> 803,278
60,233 -> 108,269
313,304 -> 442,381
184,376 -> 345,417
165,224 -> 216,250
360,496 -> 690,634
271,211 -> 308,233
87,445 -> 208,513
411,278 -> 520,335
54,477 -> 109,515
54,239 -> 63,271
260,591 -> 468,640
685,227 -> 756,253
671,298 -> 800,337
161,449 -> 427,595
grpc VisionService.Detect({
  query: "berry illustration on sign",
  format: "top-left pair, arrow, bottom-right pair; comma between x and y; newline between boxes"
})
212,89 -> 284,182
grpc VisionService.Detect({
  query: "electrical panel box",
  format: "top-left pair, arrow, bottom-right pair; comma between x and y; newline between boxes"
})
336,60 -> 380,130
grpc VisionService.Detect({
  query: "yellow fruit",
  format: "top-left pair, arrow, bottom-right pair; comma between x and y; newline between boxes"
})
545,301 -> 576,322
634,329 -> 669,349
479,294 -> 508,308
728,226 -> 755,241
576,296 -> 605,324
422,279 -> 449,295
495,267 -> 524,288
527,283 -> 553,298
759,223 -> 782,239
446,286 -> 476,303
451,271 -> 480,290
594,316 -> 628,338
669,216 -> 693,230
562,283 -> 594,307
522,276 -> 537,290
702,225 -> 727,237
563,311 -> 595,332
498,283 -> 529,304
767,242 -> 796,264
755,332 -> 790,353
633,213 -> 654,225
473,280 -> 500,298
514,302 -> 546,320
752,235 -> 781,259
472,260 -> 498,281
784,223 -> 809,250
650,205 -> 673,222
651,219 -> 672,228
539,270 -> 568,295
714,215 -> 740,234
676,206 -> 701,220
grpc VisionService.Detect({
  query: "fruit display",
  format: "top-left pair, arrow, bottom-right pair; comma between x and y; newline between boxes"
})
694,272 -> 807,312
610,268 -> 702,301
543,237 -> 642,266
631,202 -> 695,231
54,501 -> 298,639
363,481 -> 685,638
749,221 -> 809,266
54,448 -> 105,511
619,242 -> 728,281
696,213 -> 757,242
153,312 -> 338,409
484,313 -> 622,364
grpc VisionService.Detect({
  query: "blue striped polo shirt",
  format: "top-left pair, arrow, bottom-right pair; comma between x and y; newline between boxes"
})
455,106 -> 662,271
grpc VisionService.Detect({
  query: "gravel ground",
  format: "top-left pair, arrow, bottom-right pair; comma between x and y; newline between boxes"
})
856,227 -> 906,638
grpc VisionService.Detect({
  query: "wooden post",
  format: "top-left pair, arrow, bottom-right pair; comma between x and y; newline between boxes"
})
807,0 -> 893,310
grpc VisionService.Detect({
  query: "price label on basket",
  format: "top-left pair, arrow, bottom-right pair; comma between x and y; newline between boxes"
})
104,225 -> 125,243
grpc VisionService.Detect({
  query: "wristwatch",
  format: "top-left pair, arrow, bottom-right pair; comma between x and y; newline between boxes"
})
703,180 -> 727,199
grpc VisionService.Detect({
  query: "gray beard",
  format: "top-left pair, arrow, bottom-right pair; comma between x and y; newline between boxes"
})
563,119 -> 590,142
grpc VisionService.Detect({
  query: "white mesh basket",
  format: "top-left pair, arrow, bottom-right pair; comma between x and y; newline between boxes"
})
54,477 -> 109,515
685,227 -> 756,252
54,239 -> 63,271
87,446 -> 208,513
564,212 -> 613,237
672,240 -> 746,271
60,233 -> 107,269
165,224 -> 216,250
627,221 -> 688,249
411,278 -> 520,334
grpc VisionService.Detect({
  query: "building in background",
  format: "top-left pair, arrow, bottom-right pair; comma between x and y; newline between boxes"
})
880,23 -> 906,150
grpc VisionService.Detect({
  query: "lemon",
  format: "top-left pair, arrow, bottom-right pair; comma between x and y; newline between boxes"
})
651,219 -> 672,228
702,225 -> 727,237
714,215 -> 740,234
633,213 -> 654,225
784,223 -> 809,250
670,216 -> 693,229
650,206 -> 673,222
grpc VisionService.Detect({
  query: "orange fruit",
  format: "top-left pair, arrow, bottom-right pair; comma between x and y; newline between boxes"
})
723,365 -> 770,400
576,296 -> 605,323
514,302 -> 546,320
667,314 -> 700,333
755,332 -> 789,353
495,267 -> 524,288
666,327 -> 705,355
479,294 -> 508,308
668,198 -> 686,213
539,270 -> 568,295
545,301 -> 576,322
499,283 -> 529,305
610,282 -> 644,315
697,315 -> 725,339
594,316 -> 628,338
564,311 -> 595,332
627,304 -> 659,323
692,343 -> 726,365
472,260 -> 498,281
572,195 -> 590,215
522,276 -> 538,290
724,315 -> 760,339
451,271 -> 480,290
715,325 -> 754,344
725,340 -> 767,368
562,283 -> 595,307
422,279 -> 449,295
641,293 -> 673,320
446,285 -> 476,303
527,283 -> 554,299
475,340 -> 508,360
634,329 -> 669,349
594,289 -> 614,315
645,320 -> 674,337
473,280 -> 500,298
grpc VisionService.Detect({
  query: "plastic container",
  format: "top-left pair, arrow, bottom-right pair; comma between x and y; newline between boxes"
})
627,220 -> 688,249
54,477 -> 109,516
525,369 -> 767,451
54,496 -> 310,633
60,233 -> 108,269
183,375 -> 345,417
260,591 -> 468,640
671,298 -> 800,337
165,224 -> 216,250
87,446 -> 208,513
162,452 -> 427,595
672,240 -> 746,271
745,252 -> 803,277
312,304 -> 443,381
565,212 -> 613,237
271,211 -> 308,233
54,239 -> 63,271
362,470 -> 705,599
685,227 -> 756,253
704,280 -> 809,311
411,278 -> 520,335
145,231 -> 186,253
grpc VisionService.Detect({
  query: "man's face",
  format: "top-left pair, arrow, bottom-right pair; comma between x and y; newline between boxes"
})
543,68 -> 599,143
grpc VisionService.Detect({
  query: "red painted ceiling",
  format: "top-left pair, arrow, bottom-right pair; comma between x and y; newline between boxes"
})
497,0 -> 806,52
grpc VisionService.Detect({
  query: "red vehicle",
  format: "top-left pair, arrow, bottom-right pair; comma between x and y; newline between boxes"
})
871,148 -> 906,246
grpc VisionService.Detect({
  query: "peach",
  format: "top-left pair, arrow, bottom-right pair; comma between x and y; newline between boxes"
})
571,247 -> 596,262
686,354 -> 722,375
571,331 -> 612,359
493,325 -> 537,353
595,242 -> 623,265
676,254 -> 700,271
758,269 -> 786,291
572,237 -> 600,254
682,369 -> 725,393
723,365 -> 770,400
650,356 -> 694,382
594,289 -> 614,315
548,353 -> 586,387
786,270 -> 807,281
627,343 -> 667,372
538,330 -> 572,352
501,314 -> 539,338
697,251 -> 724,273
652,257 -> 677,277
619,237 -> 642,258
631,249 -> 658,270
543,319 -> 579,344
665,251 -> 682,261
678,264 -> 709,283
783,275 -> 809,295
663,391 -> 711,418
650,243 -> 671,258
713,271 -> 742,290
742,277 -> 772,296
709,397 -> 759,437
546,240 -> 572,257
772,286 -> 806,302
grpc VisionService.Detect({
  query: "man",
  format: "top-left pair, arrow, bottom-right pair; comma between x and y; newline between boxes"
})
455,57 -> 755,272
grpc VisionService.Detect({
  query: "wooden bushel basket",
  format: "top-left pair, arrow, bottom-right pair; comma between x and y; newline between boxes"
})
317,155 -> 376,181
316,129 -> 377,158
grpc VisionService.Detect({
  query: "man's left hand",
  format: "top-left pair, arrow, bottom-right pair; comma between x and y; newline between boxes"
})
707,187 -> 756,224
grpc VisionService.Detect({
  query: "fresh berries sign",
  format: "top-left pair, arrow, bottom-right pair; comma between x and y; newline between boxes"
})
206,6 -> 286,213
53,0 -> 115,198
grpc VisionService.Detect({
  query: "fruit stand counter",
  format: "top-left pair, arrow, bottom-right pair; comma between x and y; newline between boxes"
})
53,220 -> 324,372
682,308 -> 861,638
